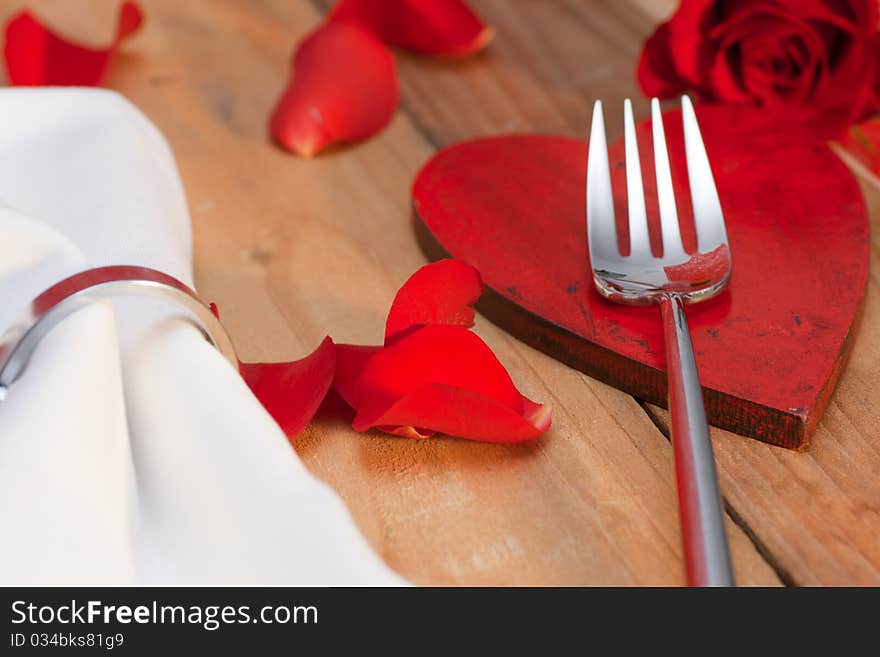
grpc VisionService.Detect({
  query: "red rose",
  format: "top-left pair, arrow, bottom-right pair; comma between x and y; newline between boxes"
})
638,0 -> 880,137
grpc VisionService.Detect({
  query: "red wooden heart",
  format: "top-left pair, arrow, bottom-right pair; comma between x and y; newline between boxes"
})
412,104 -> 869,449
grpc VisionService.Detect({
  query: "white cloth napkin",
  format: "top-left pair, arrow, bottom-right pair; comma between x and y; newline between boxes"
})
0,88 -> 405,586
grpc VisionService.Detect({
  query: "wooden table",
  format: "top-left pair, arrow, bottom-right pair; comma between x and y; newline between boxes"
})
12,0 -> 879,585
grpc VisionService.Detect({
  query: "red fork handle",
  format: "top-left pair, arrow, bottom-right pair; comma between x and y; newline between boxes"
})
661,294 -> 735,587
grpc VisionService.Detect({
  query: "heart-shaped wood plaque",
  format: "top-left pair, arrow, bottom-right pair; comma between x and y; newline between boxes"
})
412,104 -> 869,449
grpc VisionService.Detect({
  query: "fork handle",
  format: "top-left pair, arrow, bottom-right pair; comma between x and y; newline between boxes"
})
661,294 -> 735,587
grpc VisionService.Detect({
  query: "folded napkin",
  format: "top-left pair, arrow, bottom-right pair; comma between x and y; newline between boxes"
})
0,88 -> 405,585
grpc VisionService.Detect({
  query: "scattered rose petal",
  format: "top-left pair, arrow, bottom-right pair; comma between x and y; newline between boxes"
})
4,1 -> 143,86
334,344 -> 437,439
636,23 -> 688,99
329,0 -> 492,57
239,337 -> 336,438
234,260 -> 549,444
363,385 -> 551,443
269,21 -> 398,157
355,325 -> 523,419
350,324 -> 551,443
333,342 -> 381,408
384,258 -> 483,343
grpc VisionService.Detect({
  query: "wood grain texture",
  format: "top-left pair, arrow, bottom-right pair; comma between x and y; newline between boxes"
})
2,0 -> 873,585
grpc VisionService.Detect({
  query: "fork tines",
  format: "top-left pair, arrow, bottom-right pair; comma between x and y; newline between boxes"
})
587,96 -> 728,260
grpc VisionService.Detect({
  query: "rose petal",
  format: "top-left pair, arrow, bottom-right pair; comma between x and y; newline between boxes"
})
351,324 -> 550,442
270,21 -> 398,157
239,337 -> 336,438
637,23 -> 690,98
385,259 -> 483,343
237,258 -> 550,444
332,342 -> 381,408
329,0 -> 492,57
334,347 -> 437,439
810,28 -> 880,137
354,383 -> 551,444
4,1 -> 143,86
708,9 -> 821,105
359,325 -> 523,409
664,0 -> 716,89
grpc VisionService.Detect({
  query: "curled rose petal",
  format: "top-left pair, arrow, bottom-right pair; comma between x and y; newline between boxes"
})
636,23 -> 689,99
351,324 -> 551,443
239,337 -> 336,438
358,325 -> 523,410
334,343 -> 437,439
270,21 -> 398,157
236,258 -> 550,444
332,342 -> 381,408
329,0 -> 492,57
385,259 -> 483,343
361,384 -> 551,443
4,1 -> 143,86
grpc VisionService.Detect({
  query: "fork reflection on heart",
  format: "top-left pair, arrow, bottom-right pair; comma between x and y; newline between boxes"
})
412,103 -> 869,449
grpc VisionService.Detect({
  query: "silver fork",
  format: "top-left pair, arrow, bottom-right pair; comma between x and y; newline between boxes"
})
586,96 -> 734,586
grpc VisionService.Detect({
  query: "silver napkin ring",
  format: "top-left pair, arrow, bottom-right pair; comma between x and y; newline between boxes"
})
0,265 -> 238,401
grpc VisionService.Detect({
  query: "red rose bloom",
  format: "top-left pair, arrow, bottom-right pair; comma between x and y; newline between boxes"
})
638,0 -> 880,137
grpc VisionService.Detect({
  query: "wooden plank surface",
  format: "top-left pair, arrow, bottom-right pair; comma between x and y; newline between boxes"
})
4,0 -> 877,585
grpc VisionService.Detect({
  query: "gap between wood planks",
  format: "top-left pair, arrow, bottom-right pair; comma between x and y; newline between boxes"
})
638,403 -> 796,586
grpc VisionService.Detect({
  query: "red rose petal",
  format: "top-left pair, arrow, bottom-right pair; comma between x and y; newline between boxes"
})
329,0 -> 492,57
4,1 -> 143,86
384,259 -> 483,343
637,23 -> 690,98
359,325 -> 523,410
235,258 -> 550,444
663,0 -> 714,90
239,337 -> 336,438
355,383 -> 550,444
334,344 -> 438,439
351,324 -> 551,442
332,342 -> 381,408
269,21 -> 398,157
